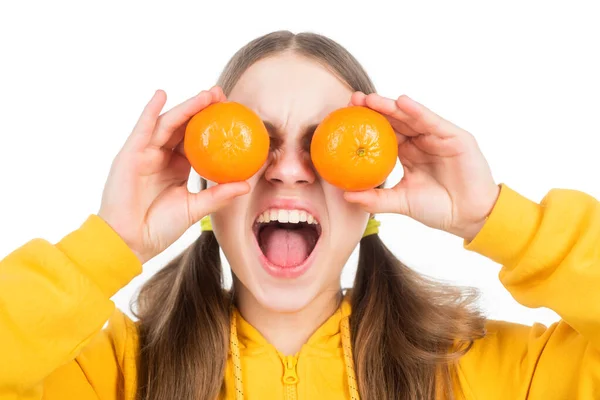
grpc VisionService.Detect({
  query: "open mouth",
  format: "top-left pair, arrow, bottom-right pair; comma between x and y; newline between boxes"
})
252,209 -> 322,270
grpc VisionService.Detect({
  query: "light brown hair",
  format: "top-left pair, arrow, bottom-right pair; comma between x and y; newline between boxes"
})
135,31 -> 486,400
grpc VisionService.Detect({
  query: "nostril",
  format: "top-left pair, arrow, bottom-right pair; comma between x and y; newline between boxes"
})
269,178 -> 309,185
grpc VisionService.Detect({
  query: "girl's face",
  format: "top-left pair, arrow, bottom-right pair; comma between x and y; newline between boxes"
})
211,53 -> 369,311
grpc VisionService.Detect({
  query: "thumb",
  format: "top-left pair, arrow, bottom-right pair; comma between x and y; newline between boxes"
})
343,186 -> 409,216
187,181 -> 250,224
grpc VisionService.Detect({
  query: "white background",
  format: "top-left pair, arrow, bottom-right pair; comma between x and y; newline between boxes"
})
1,1 -> 599,326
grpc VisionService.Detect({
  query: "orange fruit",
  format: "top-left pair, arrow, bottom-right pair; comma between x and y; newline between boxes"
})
310,106 -> 398,191
184,102 -> 270,183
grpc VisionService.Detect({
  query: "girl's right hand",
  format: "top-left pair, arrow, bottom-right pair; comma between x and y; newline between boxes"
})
98,87 -> 250,264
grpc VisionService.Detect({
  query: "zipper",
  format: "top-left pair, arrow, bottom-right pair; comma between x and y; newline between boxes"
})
282,355 -> 298,400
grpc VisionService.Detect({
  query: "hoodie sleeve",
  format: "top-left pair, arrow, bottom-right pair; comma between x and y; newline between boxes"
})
457,184 -> 600,399
0,215 -> 142,399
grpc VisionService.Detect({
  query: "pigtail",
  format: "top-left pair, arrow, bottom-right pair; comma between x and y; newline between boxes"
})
135,230 -> 230,400
350,234 -> 485,399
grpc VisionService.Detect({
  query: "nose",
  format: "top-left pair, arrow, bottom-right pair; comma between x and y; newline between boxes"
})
265,146 -> 315,187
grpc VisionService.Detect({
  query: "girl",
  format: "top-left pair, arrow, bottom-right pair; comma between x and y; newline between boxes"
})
1,31 -> 598,400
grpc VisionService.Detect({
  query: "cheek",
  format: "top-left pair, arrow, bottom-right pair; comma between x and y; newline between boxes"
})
209,175 -> 261,272
212,202 -> 243,243
211,193 -> 250,257
324,184 -> 370,246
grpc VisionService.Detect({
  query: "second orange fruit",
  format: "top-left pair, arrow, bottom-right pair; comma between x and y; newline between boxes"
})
311,106 -> 398,191
184,102 -> 270,183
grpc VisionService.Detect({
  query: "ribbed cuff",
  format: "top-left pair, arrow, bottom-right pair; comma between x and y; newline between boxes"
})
464,184 -> 542,268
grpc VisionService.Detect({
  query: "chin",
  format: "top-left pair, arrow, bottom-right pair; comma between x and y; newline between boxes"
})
250,284 -> 318,313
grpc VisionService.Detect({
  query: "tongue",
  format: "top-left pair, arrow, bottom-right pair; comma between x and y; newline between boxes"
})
259,226 -> 316,268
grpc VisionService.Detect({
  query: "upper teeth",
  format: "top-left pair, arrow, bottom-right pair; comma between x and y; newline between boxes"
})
257,209 -> 318,224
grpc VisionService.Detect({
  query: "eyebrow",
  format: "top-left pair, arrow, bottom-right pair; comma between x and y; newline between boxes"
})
262,121 -> 319,143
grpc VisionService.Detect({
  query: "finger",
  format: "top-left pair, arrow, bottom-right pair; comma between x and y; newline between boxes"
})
167,122 -> 189,154
349,92 -> 414,145
343,186 -> 409,216
362,93 -> 420,136
187,181 -> 251,224
164,87 -> 225,152
209,85 -> 227,102
392,121 -> 419,141
349,91 -> 367,106
174,140 -> 185,156
168,151 -> 194,179
356,93 -> 420,138
151,90 -> 214,149
397,139 -> 430,166
125,90 -> 167,150
395,95 -> 465,138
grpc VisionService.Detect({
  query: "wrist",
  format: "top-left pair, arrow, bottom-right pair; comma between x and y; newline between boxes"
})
97,212 -> 147,264
454,184 -> 501,242
456,217 -> 488,243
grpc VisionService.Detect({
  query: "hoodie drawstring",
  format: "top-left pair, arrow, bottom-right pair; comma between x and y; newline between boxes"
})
340,316 -> 361,400
230,311 -> 244,400
230,311 -> 360,400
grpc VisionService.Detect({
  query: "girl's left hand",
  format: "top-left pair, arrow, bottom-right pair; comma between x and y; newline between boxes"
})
344,92 -> 500,242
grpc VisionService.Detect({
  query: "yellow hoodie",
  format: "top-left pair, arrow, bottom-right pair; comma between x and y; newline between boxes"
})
1,184 -> 599,400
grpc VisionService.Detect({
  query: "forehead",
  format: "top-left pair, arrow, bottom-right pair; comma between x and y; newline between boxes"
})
228,53 -> 353,128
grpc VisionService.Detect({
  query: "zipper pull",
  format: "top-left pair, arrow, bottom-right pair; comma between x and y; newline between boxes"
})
282,355 -> 299,385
